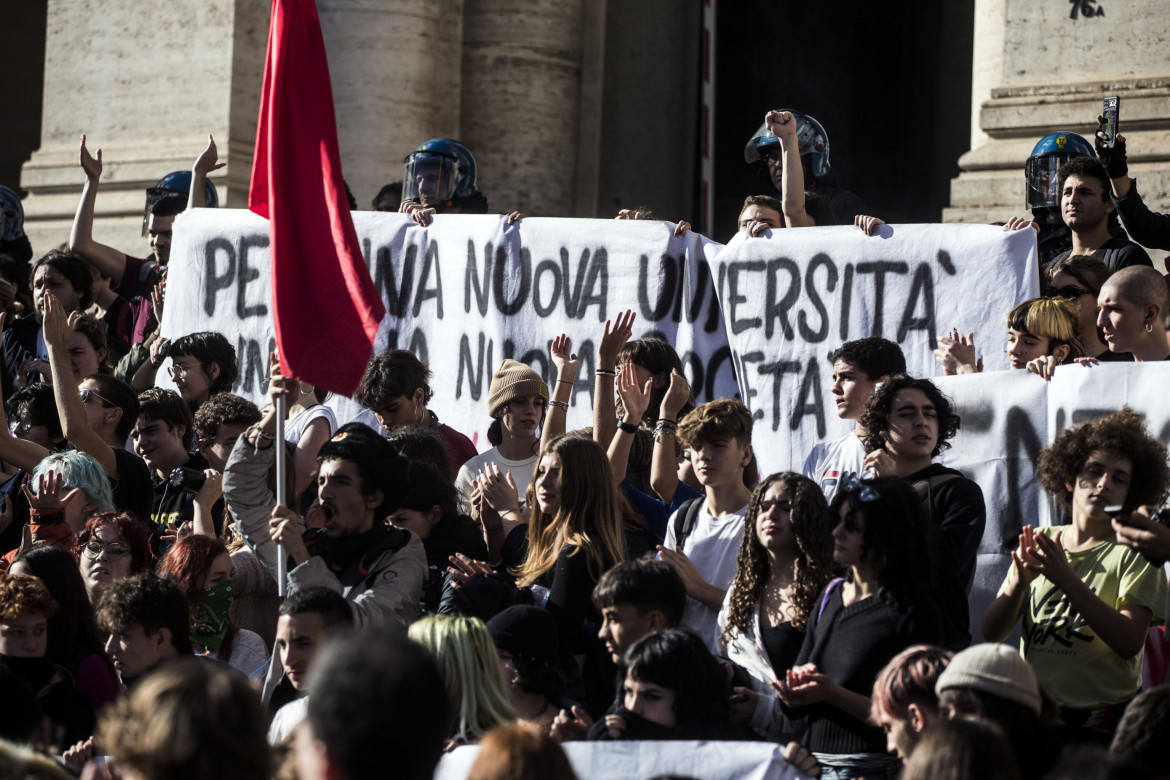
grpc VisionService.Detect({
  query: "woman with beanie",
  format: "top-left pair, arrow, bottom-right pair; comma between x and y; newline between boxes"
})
454,359 -> 548,526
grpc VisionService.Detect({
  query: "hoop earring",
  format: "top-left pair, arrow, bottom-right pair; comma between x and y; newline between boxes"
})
1146,321 -> 1154,333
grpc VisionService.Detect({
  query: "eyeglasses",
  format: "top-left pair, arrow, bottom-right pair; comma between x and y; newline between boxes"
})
8,419 -> 36,436
80,388 -> 115,407
82,540 -> 130,559
841,475 -> 881,503
167,362 -> 205,379
1043,285 -> 1093,300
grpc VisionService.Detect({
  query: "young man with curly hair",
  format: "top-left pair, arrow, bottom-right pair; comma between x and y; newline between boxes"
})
983,408 -> 1169,743
859,375 -> 986,651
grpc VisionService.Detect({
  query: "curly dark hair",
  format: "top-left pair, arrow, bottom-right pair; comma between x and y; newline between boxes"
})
191,392 -> 261,443
721,472 -> 833,645
829,477 -> 936,610
860,375 -> 960,458
1036,407 -> 1169,512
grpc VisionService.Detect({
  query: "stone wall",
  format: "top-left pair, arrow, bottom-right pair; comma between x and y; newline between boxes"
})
945,0 -> 1170,267
16,0 -> 701,258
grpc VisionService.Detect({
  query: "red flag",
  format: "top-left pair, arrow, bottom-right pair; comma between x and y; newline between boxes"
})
249,0 -> 384,396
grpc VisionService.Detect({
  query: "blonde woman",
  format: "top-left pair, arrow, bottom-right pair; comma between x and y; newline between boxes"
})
409,615 -> 517,749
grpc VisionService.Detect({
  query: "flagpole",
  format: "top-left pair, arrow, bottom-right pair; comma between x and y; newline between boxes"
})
275,391 -> 288,598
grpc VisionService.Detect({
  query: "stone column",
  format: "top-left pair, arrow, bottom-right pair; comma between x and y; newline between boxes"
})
459,0 -> 585,217
20,0 -> 268,255
20,0 -> 464,255
318,0 -> 464,210
945,0 -> 1170,267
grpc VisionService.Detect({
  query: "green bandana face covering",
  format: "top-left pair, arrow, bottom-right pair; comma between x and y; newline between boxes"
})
190,580 -> 235,653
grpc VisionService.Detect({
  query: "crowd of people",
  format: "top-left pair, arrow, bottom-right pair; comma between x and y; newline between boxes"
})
0,105 -> 1168,780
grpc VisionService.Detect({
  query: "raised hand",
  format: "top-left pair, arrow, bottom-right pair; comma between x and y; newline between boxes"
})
193,134 -> 226,176
660,369 -> 691,421
616,364 -> 652,424
80,134 -> 102,182
598,309 -> 636,370
42,293 -> 71,348
934,330 -> 982,375
550,333 -> 580,379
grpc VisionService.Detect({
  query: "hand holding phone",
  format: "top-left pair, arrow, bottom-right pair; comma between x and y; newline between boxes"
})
1101,96 -> 1120,148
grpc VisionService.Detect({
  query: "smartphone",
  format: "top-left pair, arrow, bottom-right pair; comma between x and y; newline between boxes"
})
1101,96 -> 1120,148
1104,504 -> 1129,522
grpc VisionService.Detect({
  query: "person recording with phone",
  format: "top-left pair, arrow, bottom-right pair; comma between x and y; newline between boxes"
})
982,408 -> 1168,744
1095,99 -> 1170,251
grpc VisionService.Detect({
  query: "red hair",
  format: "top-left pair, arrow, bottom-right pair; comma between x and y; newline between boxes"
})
75,512 -> 152,575
157,535 -> 237,660
158,535 -> 229,601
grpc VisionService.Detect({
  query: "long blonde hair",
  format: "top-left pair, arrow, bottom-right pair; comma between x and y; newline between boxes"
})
408,616 -> 516,744
513,435 -> 628,588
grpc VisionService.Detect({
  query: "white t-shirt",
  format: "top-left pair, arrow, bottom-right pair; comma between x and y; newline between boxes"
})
664,501 -> 747,653
285,404 -> 338,445
268,696 -> 309,745
801,432 -> 867,505
455,448 -> 539,514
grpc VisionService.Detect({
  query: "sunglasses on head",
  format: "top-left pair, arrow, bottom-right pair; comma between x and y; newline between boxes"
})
840,475 -> 882,503
1043,285 -> 1092,300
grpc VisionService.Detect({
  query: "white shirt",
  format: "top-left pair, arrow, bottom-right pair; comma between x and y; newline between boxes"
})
268,697 -> 309,745
801,432 -> 867,505
455,448 -> 539,514
664,501 -> 747,653
285,404 -> 338,444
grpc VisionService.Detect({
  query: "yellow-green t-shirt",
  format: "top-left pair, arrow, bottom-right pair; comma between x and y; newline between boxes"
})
997,525 -> 1167,710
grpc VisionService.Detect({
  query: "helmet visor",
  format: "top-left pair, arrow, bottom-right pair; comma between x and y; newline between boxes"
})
403,156 -> 458,206
1025,155 -> 1067,211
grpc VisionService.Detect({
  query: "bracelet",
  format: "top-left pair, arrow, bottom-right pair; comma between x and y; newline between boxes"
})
499,508 -> 523,518
617,419 -> 639,434
246,424 -> 277,441
556,379 -> 575,385
595,369 -> 616,377
548,400 -> 568,410
30,507 -> 64,518
654,421 -> 678,438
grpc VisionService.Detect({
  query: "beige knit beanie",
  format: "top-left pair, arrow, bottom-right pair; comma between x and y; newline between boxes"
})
935,643 -> 1042,715
487,360 -> 548,417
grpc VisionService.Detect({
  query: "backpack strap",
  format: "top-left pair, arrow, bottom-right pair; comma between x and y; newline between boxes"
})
672,497 -> 706,550
816,578 -> 846,623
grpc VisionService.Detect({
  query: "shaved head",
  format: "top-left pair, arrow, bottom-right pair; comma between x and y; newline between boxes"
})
1104,266 -> 1170,316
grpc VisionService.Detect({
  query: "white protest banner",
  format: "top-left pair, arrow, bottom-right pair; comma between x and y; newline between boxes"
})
936,362 -> 1170,642
164,209 -> 736,449
707,223 -> 1039,475
436,740 -> 807,780
935,369 -> 1050,642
